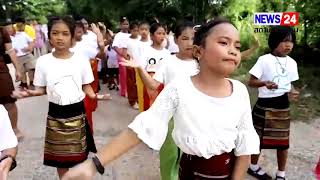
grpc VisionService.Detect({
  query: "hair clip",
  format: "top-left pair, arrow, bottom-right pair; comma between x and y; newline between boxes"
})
122,17 -> 127,20
193,25 -> 201,32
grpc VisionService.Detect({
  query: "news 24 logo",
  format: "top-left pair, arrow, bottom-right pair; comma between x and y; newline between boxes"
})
254,12 -> 299,26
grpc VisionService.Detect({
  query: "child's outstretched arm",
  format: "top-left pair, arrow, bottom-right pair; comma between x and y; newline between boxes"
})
62,129 -> 141,180
241,34 -> 260,61
120,58 -> 161,90
82,84 -> 111,100
11,86 -> 46,99
63,82 -> 178,180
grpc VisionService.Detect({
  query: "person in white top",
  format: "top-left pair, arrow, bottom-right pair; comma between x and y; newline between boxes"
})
247,26 -> 299,180
11,16 -> 111,179
123,23 -> 171,111
80,18 -> 98,51
130,21 -> 152,112
123,22 -> 140,110
12,17 -> 35,89
63,17 -> 260,180
0,105 -> 18,179
121,21 -> 199,180
112,16 -> 131,97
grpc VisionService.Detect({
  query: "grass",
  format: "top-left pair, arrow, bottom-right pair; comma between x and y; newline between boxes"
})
232,56 -> 320,123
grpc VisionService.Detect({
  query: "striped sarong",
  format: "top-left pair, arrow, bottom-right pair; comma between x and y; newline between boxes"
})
252,93 -> 290,150
44,101 -> 97,168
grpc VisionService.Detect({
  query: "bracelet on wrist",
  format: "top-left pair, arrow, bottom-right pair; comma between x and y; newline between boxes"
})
92,154 -> 104,175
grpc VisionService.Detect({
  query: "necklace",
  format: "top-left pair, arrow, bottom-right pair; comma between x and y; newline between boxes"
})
274,55 -> 288,74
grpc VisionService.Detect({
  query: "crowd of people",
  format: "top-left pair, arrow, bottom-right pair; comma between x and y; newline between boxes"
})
0,13 -> 316,180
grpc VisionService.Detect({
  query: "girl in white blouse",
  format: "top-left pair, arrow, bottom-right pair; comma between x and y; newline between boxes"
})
63,17 -> 260,180
12,16 -> 110,179
121,21 -> 199,180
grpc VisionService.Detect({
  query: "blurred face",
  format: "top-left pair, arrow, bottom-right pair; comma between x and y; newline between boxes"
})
81,19 -> 89,31
130,27 -> 139,38
5,25 -> 15,36
139,24 -> 149,39
151,27 -> 166,45
120,20 -> 129,32
175,27 -> 194,58
74,26 -> 84,41
16,22 -> 25,31
274,35 -> 294,56
50,22 -> 72,50
195,23 -> 241,77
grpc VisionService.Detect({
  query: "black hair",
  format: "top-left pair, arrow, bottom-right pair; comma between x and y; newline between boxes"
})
48,16 -> 75,40
150,23 -> 166,35
268,26 -> 296,51
75,20 -> 84,30
120,16 -> 128,23
139,21 -> 150,28
194,17 -> 234,47
174,21 -> 194,39
14,17 -> 25,24
129,21 -> 139,30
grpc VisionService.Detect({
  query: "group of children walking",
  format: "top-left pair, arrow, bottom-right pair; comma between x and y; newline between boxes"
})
3,13 -> 304,180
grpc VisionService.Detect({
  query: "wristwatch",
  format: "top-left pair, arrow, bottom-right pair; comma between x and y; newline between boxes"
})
0,154 -> 17,171
92,154 -> 105,175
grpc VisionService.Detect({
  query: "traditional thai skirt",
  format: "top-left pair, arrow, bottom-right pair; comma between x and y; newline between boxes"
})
252,93 -> 290,150
43,101 -> 97,168
179,152 -> 235,179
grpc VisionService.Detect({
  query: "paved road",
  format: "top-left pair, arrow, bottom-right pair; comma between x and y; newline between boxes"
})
6,65 -> 319,180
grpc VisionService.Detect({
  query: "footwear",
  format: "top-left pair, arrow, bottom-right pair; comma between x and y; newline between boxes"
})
132,102 -> 139,110
275,176 -> 285,180
247,167 -> 272,180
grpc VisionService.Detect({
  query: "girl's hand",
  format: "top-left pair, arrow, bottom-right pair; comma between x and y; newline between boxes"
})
11,89 -> 29,99
289,89 -> 300,102
119,58 -> 140,68
96,94 -> 112,100
11,88 -> 42,99
62,159 -> 97,180
0,157 -> 12,180
91,23 -> 100,34
264,81 -> 278,89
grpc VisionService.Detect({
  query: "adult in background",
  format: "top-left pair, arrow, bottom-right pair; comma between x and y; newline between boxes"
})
0,24 -> 23,140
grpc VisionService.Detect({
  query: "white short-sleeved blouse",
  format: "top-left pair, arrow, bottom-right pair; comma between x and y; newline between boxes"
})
129,76 -> 260,158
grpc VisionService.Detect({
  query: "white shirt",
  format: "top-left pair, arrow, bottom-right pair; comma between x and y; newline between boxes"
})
106,46 -> 118,68
82,31 -> 98,50
112,32 -> 130,48
129,76 -> 260,158
167,35 -> 179,53
33,53 -> 94,105
249,53 -> 299,98
125,37 -> 141,59
131,40 -> 153,62
70,40 -> 98,60
153,55 -> 199,85
138,46 -> 171,72
0,105 -> 18,157
11,31 -> 33,57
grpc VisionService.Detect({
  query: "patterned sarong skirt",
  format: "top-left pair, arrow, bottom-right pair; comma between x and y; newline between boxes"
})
252,93 -> 290,150
43,101 -> 97,168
